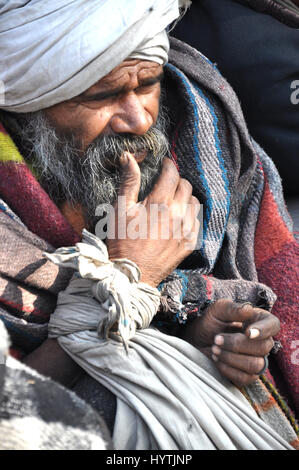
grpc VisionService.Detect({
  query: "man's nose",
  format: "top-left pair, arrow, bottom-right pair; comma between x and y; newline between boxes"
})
109,92 -> 153,136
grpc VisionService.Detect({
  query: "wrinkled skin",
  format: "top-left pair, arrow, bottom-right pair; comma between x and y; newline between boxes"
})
107,153 -> 200,287
182,299 -> 280,387
24,59 -> 280,389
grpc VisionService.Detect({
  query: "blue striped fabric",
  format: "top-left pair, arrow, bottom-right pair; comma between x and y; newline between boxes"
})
165,64 -> 231,271
0,198 -> 25,225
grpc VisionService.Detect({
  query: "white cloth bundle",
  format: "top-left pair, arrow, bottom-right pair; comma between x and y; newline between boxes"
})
45,230 -> 293,450
0,0 -> 189,112
46,230 -> 161,348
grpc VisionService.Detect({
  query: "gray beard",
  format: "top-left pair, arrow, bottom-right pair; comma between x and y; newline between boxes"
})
13,107 -> 170,227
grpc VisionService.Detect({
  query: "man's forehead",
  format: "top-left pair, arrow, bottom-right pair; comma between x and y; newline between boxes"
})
84,60 -> 163,93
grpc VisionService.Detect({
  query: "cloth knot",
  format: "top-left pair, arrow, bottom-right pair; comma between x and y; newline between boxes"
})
44,229 -> 161,348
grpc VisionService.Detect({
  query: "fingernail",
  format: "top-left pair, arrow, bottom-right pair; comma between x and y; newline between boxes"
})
212,354 -> 218,362
120,152 -> 130,166
212,345 -> 221,355
214,335 -> 224,346
249,328 -> 260,339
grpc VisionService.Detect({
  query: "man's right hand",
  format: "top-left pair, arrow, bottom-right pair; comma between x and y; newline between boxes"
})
106,152 -> 201,287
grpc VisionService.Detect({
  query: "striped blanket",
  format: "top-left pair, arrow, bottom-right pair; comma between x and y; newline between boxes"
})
0,38 -> 298,445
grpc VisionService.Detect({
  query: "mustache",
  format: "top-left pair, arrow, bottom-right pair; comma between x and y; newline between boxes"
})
7,104 -> 170,223
79,125 -> 169,173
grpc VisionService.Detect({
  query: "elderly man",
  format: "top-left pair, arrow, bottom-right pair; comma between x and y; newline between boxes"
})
0,0 -> 298,450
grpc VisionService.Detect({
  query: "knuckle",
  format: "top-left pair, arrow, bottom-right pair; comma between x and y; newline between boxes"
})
229,333 -> 244,352
273,316 -> 281,332
252,357 -> 265,375
191,195 -> 200,205
161,159 -> 179,184
172,171 -> 181,186
168,160 -> 179,175
163,157 -> 174,169
265,311 -> 280,326
260,339 -> 274,356
269,336 -> 275,350
255,307 -> 268,317
214,298 -> 233,309
235,373 -> 257,388
159,202 -> 170,214
179,178 -> 192,190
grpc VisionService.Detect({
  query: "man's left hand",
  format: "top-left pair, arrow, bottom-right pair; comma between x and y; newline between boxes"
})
181,299 -> 280,388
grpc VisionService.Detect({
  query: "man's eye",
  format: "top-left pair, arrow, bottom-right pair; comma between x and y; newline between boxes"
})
136,83 -> 156,94
81,95 -> 117,108
90,95 -> 115,102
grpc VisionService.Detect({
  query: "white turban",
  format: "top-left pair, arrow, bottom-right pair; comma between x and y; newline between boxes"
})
0,0 -> 190,113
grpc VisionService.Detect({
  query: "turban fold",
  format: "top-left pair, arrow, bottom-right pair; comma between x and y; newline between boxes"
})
0,0 -> 189,113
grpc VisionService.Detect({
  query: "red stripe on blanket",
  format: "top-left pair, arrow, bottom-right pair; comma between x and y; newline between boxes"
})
254,179 -> 294,268
0,297 -> 50,321
0,162 -> 80,248
290,439 -> 299,450
251,395 -> 277,415
203,274 -> 213,301
257,240 -> 299,413
0,123 -> 8,135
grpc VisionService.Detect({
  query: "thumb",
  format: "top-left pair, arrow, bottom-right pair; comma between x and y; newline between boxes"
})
117,152 -> 141,209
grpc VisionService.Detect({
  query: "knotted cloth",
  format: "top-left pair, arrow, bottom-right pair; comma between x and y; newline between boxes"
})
45,230 -> 161,349
46,231 -> 293,450
0,0 -> 190,113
